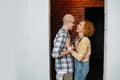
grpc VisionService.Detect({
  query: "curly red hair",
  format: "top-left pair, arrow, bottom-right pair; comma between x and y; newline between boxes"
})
82,19 -> 95,37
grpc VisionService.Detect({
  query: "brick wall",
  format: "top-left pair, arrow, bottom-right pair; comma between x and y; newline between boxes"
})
50,0 -> 104,41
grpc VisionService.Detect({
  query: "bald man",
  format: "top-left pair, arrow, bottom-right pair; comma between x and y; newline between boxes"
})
51,14 -> 75,80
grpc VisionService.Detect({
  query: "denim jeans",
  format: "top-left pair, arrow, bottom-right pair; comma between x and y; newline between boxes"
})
74,58 -> 90,80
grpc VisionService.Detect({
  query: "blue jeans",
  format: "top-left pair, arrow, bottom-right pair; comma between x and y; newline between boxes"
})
74,58 -> 90,80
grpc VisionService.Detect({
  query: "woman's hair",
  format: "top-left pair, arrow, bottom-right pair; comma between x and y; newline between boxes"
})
82,19 -> 95,37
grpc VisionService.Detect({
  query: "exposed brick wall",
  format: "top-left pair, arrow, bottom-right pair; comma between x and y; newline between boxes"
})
50,0 -> 104,41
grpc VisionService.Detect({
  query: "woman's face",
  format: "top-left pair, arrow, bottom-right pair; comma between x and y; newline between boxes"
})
76,21 -> 85,33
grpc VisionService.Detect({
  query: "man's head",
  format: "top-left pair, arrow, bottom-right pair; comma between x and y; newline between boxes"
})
63,14 -> 75,31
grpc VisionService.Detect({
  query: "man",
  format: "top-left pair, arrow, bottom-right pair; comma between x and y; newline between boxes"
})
51,14 -> 75,80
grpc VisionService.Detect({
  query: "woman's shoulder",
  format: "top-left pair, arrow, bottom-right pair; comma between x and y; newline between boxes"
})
82,37 -> 90,42
83,37 -> 89,40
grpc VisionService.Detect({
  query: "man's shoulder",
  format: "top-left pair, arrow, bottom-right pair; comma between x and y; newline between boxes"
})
58,28 -> 67,35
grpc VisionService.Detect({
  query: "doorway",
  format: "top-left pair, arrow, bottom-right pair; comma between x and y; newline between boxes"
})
85,7 -> 104,80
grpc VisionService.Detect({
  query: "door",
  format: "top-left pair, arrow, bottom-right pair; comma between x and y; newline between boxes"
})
85,7 -> 104,80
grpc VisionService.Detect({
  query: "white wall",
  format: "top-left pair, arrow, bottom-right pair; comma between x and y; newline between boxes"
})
1,0 -> 120,80
105,0 -> 120,80
0,0 -> 49,80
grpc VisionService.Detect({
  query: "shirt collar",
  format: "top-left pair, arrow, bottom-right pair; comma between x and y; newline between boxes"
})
62,26 -> 68,33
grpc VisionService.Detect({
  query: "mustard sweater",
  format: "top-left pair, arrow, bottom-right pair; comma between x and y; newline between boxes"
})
71,37 -> 91,62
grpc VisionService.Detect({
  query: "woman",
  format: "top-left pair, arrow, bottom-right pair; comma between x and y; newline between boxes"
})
66,19 -> 95,80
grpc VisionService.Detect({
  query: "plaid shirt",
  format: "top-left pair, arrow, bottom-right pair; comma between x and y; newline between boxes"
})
51,27 -> 73,73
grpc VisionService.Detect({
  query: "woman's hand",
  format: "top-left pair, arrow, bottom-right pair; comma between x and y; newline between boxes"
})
65,38 -> 71,48
65,38 -> 74,52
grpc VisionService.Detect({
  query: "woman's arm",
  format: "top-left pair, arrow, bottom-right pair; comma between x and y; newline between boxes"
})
70,37 -> 89,61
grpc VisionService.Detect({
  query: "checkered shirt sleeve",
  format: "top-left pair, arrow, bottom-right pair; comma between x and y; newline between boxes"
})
51,29 -> 67,58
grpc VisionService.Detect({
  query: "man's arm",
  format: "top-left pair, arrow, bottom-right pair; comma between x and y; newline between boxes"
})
51,32 -> 70,58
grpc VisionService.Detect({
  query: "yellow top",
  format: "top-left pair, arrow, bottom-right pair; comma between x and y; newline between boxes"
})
71,37 -> 91,62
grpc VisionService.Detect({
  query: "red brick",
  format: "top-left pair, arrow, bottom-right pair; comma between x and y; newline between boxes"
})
81,0 -> 91,1
75,1 -> 86,5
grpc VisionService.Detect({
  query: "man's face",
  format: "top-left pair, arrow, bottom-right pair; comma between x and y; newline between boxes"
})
67,19 -> 75,30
